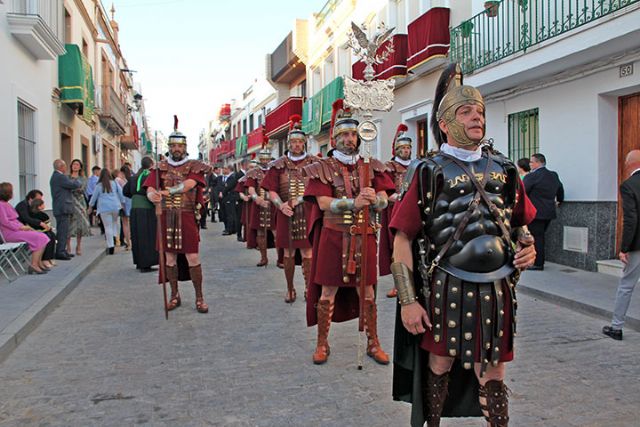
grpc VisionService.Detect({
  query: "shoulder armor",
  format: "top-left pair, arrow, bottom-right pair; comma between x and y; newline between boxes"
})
303,159 -> 335,185
369,158 -> 389,174
158,161 -> 169,171
269,156 -> 288,170
185,160 -> 210,174
245,168 -> 263,180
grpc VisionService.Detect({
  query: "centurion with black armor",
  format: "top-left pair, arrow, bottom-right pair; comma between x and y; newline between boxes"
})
389,64 -> 537,427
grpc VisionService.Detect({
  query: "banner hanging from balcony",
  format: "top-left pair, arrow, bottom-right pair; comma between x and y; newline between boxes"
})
302,77 -> 344,136
407,7 -> 450,71
236,135 -> 248,158
59,44 -> 95,123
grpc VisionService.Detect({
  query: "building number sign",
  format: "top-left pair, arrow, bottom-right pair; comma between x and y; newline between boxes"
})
619,63 -> 634,78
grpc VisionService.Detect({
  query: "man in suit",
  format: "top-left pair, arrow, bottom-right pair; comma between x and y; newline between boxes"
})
220,166 -> 234,234
523,152 -> 564,270
50,159 -> 81,260
207,166 -> 221,223
603,150 -> 640,340
222,159 -> 249,241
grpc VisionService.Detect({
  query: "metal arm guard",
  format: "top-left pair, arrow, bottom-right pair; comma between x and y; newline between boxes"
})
168,182 -> 185,195
390,262 -> 418,306
329,197 -> 355,213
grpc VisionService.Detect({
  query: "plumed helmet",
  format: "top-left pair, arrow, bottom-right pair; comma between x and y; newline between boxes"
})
392,123 -> 412,156
431,63 -> 485,147
168,115 -> 187,145
287,114 -> 306,143
330,99 -> 359,148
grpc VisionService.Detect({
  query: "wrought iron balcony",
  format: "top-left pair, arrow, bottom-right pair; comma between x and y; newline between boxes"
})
450,0 -> 640,74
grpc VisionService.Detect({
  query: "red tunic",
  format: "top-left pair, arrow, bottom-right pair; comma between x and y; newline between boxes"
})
304,159 -> 395,326
144,162 -> 207,254
234,177 -> 256,249
261,158 -> 313,250
245,173 -> 277,231
378,159 -> 408,276
390,174 -> 536,361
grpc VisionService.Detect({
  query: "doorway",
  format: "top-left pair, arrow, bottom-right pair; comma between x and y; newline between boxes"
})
617,92 -> 640,249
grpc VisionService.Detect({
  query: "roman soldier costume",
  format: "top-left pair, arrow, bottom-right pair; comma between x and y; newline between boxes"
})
144,117 -> 211,314
303,99 -> 396,365
389,65 -> 537,426
245,142 -> 276,267
261,115 -> 317,303
379,124 -> 413,298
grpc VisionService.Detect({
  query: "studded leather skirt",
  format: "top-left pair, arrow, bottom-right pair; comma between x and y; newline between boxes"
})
420,267 -> 518,373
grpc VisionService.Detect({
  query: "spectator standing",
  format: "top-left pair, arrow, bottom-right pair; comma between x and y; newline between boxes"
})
15,189 -> 57,269
50,159 -> 81,260
603,150 -> 640,340
122,157 -> 158,272
208,166 -> 221,223
523,153 -> 565,270
116,166 -> 132,249
0,182 -> 50,274
517,157 -> 531,179
67,159 -> 91,255
88,169 -> 125,255
85,166 -> 102,229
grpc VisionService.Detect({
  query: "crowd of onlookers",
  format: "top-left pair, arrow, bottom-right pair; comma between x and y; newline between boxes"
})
0,159 -> 138,278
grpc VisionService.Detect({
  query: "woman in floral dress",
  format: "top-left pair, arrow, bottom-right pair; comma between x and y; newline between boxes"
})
68,159 -> 92,255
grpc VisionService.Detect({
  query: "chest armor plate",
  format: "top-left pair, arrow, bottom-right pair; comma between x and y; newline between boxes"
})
388,161 -> 408,193
426,155 -> 515,276
278,158 -> 311,202
159,164 -> 197,210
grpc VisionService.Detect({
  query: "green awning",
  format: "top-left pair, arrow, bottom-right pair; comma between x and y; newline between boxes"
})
236,135 -> 248,158
302,76 -> 344,136
59,44 -> 95,122
142,131 -> 153,153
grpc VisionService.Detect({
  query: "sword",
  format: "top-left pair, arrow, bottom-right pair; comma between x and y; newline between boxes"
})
154,131 -> 169,320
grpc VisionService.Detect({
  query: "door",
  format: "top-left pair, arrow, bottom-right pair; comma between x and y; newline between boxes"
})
617,93 -> 640,249
417,118 -> 427,158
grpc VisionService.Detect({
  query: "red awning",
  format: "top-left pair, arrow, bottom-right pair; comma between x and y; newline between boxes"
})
265,97 -> 303,137
407,7 -> 450,71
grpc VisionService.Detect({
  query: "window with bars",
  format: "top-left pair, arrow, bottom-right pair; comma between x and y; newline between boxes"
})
18,101 -> 37,201
508,108 -> 539,162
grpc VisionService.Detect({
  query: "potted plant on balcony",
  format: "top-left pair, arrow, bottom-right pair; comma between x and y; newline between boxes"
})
484,1 -> 500,17
460,20 -> 474,38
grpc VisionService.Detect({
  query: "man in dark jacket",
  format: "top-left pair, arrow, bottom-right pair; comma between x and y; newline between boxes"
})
207,166 -> 221,223
49,159 -> 81,260
523,153 -> 564,270
603,150 -> 640,340
222,159 -> 248,241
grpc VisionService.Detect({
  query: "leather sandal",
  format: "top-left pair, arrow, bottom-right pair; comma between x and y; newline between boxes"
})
167,294 -> 181,311
195,298 -> 209,313
284,288 -> 297,304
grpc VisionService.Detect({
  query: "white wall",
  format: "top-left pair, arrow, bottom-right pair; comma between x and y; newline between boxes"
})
0,4 -> 59,204
485,59 -> 640,202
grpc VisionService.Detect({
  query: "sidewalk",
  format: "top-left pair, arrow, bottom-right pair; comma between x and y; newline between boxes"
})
0,232 -> 107,363
518,262 -> 640,331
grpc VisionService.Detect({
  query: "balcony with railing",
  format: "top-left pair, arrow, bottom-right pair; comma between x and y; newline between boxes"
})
7,0 -> 65,60
450,0 -> 640,75
120,119 -> 139,150
96,85 -> 126,135
264,97 -> 304,138
407,7 -> 450,72
270,32 -> 305,84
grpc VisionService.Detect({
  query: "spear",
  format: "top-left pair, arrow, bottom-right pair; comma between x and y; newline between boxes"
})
154,130 -> 169,320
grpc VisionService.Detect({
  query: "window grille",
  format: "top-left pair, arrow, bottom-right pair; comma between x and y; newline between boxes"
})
508,108 -> 539,161
18,100 -> 37,200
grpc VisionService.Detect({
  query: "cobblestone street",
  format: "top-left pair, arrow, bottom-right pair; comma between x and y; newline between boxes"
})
0,224 -> 638,427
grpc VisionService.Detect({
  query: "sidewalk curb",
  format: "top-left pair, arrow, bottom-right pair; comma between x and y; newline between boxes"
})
518,284 -> 640,332
0,249 -> 106,363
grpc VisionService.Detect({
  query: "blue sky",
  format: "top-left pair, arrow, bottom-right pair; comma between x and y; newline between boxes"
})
112,0 -> 326,154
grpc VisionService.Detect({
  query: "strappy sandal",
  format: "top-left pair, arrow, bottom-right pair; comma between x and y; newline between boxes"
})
167,294 -> 181,311
195,298 -> 209,313
284,289 -> 297,304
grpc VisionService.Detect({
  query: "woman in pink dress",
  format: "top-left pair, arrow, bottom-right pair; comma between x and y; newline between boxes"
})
0,182 -> 50,274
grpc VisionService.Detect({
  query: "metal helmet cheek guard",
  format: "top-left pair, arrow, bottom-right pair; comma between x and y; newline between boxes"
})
432,64 -> 486,147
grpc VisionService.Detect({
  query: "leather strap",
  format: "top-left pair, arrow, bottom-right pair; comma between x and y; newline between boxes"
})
431,269 -> 447,343
460,282 -> 476,370
446,276 -> 462,358
479,285 -> 493,375
492,281 -> 503,363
